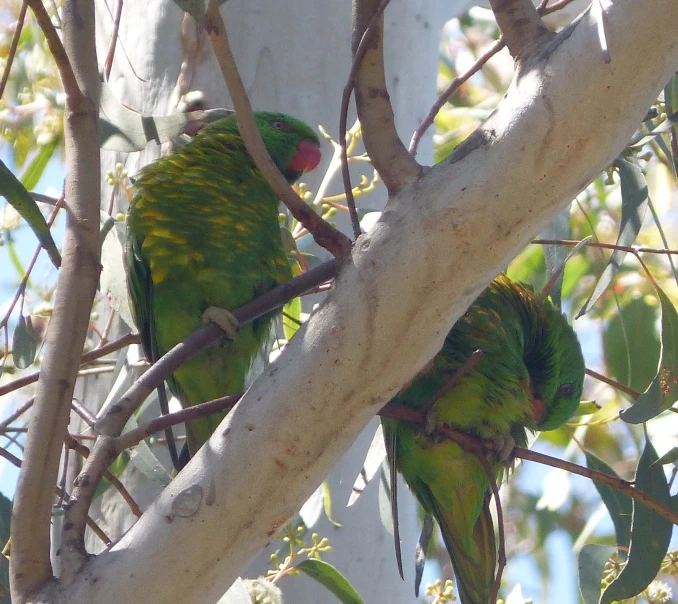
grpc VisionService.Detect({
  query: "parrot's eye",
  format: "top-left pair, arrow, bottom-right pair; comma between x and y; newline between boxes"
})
558,383 -> 574,397
271,120 -> 288,131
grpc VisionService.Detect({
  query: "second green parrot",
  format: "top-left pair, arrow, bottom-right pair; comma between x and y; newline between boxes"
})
126,112 -> 321,457
381,275 -> 585,603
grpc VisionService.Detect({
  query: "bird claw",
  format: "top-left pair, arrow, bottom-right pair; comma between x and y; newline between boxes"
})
202,306 -> 239,341
492,434 -> 516,465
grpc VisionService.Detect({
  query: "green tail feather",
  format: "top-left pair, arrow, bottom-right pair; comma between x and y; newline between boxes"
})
435,495 -> 496,604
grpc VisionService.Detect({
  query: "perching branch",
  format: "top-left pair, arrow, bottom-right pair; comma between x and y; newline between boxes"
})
61,259 -> 339,555
351,0 -> 421,193
10,0 -> 101,599
204,0 -> 352,258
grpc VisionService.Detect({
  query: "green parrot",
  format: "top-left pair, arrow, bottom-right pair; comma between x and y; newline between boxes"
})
126,111 -> 321,460
381,275 -> 585,604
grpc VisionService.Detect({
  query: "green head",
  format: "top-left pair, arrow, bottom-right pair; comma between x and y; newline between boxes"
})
527,303 -> 585,432
201,111 -> 321,182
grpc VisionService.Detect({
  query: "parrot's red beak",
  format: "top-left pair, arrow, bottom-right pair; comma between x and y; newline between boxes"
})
288,139 -> 322,174
530,398 -> 547,424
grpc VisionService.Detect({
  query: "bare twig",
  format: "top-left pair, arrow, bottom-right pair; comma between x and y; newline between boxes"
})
339,1 -> 390,238
585,368 -> 641,399
114,393 -> 242,452
65,436 -> 142,518
351,0 -> 421,193
489,0 -> 554,62
533,238 -> 678,256
0,445 -> 111,547
103,0 -> 124,80
479,456 -> 505,604
0,398 -> 35,429
204,0 -> 351,258
0,332 -> 139,397
409,0 -> 580,158
97,258 -> 339,437
25,0 -> 82,100
0,2 -> 27,99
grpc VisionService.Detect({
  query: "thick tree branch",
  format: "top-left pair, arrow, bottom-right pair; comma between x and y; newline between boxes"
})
10,0 -> 100,600
34,2 -> 678,602
489,0 -> 555,62
351,0 -> 421,193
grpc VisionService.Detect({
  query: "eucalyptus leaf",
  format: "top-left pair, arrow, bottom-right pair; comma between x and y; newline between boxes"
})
577,158 -> 648,318
578,543 -> 615,604
0,159 -> 61,268
296,559 -> 365,604
620,285 -> 678,423
600,441 -> 671,604
12,315 -> 39,369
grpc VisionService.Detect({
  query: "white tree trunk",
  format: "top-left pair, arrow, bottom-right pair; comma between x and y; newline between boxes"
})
34,1 -> 677,603
85,1 -> 452,602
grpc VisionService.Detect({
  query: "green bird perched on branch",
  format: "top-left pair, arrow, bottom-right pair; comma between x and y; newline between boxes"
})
126,112 -> 321,463
381,275 -> 585,604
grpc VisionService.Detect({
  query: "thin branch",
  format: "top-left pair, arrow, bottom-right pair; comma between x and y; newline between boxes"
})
533,238 -> 678,256
204,0 -> 351,258
351,0 -> 421,193
409,38 -> 505,158
114,393 -> 242,452
11,0 -> 101,595
0,2 -> 27,99
103,0 -> 124,80
0,196 -> 63,333
63,260 -> 339,553
0,332 -> 139,397
379,402 -> 678,526
65,436 -> 142,518
0,398 -> 35,429
339,1 -> 390,238
515,446 -> 678,525
479,456 -> 505,604
488,0 -> 554,62
408,0 -> 580,158
586,368 -> 641,399
96,258 -> 339,437
24,0 -> 82,101
0,446 -> 111,547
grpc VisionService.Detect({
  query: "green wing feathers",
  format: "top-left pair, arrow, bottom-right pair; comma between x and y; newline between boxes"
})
383,275 -> 585,603
126,112 -> 321,455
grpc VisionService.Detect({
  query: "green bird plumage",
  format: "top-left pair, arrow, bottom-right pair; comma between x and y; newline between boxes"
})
126,112 -> 321,456
381,275 -> 585,604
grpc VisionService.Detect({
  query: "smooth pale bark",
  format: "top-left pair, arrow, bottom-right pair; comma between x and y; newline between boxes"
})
35,1 -> 678,602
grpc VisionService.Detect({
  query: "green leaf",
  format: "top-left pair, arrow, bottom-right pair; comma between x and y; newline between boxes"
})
0,159 -> 61,269
656,446 -> 678,465
578,543 -> 615,604
600,440 -> 671,604
20,137 -> 60,192
621,285 -> 678,423
322,480 -> 342,528
99,81 -> 232,152
585,453 -> 632,554
577,158 -> 648,318
539,206 -> 571,308
296,559 -> 365,604
603,296 -> 660,397
12,315 -> 39,369
572,401 -> 601,417
283,295 -> 301,342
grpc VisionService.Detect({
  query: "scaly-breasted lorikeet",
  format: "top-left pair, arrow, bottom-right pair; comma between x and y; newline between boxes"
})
381,275 -> 585,603
126,112 -> 321,458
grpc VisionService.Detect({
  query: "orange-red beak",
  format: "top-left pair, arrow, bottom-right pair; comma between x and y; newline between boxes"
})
288,139 -> 322,174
